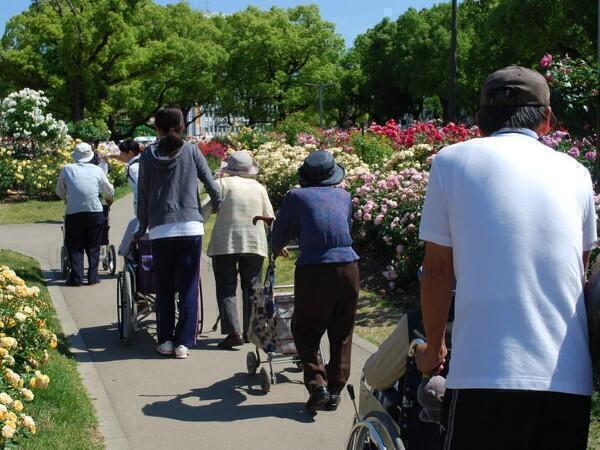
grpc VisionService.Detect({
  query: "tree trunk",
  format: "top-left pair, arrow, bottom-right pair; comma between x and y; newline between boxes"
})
447,0 -> 458,122
71,76 -> 84,122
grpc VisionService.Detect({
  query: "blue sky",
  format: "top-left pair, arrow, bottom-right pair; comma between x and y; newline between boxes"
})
0,0 -> 443,46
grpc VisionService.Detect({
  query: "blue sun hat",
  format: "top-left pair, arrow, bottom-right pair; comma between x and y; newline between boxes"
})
298,150 -> 345,187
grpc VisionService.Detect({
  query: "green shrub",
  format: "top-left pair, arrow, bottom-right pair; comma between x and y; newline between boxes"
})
67,119 -> 110,143
350,133 -> 395,167
275,113 -> 319,145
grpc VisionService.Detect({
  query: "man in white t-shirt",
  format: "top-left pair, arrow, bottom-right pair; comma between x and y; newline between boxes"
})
416,66 -> 597,449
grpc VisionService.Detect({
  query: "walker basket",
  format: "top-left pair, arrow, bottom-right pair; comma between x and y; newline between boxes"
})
248,288 -> 297,355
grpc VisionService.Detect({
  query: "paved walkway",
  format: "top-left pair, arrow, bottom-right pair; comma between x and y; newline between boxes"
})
0,195 -> 376,450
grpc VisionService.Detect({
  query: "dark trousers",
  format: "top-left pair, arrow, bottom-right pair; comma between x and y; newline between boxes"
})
292,262 -> 359,394
152,236 -> 202,348
65,211 -> 104,285
441,388 -> 591,450
212,254 -> 264,335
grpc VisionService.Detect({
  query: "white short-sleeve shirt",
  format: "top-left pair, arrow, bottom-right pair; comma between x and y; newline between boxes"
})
419,129 -> 597,395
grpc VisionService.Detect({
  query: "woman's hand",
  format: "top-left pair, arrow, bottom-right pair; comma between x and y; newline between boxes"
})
275,247 -> 289,258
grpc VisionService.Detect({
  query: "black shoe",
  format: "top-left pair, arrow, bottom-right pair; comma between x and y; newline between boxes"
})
326,394 -> 341,411
305,386 -> 331,413
217,334 -> 244,349
65,280 -> 81,287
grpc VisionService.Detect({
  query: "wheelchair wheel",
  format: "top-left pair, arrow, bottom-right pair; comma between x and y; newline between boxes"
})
259,367 -> 271,393
60,246 -> 70,279
246,351 -> 258,375
118,270 -> 134,344
346,411 -> 405,450
108,245 -> 117,276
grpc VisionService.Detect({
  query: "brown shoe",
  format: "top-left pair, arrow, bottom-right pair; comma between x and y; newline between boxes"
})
218,334 -> 244,349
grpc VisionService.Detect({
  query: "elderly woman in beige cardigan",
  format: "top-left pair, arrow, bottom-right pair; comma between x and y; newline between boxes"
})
206,151 -> 274,349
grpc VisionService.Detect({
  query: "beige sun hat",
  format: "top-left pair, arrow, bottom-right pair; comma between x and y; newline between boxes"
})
220,151 -> 259,177
71,142 -> 95,163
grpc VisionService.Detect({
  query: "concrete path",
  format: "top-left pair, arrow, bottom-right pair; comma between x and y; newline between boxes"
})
0,194 -> 376,450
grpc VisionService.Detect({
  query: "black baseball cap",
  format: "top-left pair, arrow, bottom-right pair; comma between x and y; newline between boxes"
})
480,66 -> 550,107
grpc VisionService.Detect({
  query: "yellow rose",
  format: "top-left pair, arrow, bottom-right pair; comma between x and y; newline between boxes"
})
33,371 -> 49,389
1,424 -> 15,439
50,334 -> 58,349
0,337 -> 17,349
20,415 -> 36,434
12,400 -> 23,412
0,404 -> 8,420
0,348 -> 8,357
0,392 -> 13,405
20,388 -> 34,402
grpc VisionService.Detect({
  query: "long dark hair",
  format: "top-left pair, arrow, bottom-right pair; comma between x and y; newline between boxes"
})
155,107 -> 185,157
118,139 -> 141,156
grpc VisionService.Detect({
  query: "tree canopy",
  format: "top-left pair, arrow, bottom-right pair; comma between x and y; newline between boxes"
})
0,0 -> 596,134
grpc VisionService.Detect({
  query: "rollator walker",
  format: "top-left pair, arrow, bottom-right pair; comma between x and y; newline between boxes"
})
245,216 -> 324,393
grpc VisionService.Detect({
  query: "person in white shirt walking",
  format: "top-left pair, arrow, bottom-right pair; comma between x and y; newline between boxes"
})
56,142 -> 115,286
205,151 -> 274,348
117,139 -> 142,257
416,66 -> 597,449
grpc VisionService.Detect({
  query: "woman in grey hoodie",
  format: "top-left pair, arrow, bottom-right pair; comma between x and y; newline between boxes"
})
136,107 -> 221,359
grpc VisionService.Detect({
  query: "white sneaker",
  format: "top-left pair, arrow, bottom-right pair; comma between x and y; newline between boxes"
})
174,345 -> 189,359
156,340 -> 175,356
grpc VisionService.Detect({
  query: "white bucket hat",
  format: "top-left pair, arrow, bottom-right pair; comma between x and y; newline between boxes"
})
71,142 -> 95,163
220,151 -> 259,177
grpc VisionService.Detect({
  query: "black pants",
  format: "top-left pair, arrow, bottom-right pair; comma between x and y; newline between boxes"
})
212,254 -> 264,335
152,236 -> 203,348
441,388 -> 591,450
65,211 -> 105,285
292,262 -> 359,395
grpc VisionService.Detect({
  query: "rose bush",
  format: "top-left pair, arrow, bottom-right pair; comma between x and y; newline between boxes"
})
540,54 -> 600,134
541,130 -> 598,170
0,140 -> 126,199
0,89 -> 68,159
345,168 -> 429,285
0,265 -> 56,447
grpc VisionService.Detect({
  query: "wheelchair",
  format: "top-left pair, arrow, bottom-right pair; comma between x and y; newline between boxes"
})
60,205 -> 116,278
346,311 -> 450,450
117,239 -> 155,344
116,238 -> 205,344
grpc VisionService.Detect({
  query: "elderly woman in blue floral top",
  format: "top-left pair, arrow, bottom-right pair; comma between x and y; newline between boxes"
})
272,150 -> 360,414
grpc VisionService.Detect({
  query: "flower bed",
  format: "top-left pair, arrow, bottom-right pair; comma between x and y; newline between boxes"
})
217,118 -> 596,287
0,265 -> 56,446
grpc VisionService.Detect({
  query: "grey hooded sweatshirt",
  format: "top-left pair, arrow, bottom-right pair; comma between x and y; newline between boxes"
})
136,141 -> 221,235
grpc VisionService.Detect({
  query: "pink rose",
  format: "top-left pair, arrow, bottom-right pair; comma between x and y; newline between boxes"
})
567,147 -> 580,158
363,213 -> 372,222
374,214 -> 385,226
539,54 -> 553,68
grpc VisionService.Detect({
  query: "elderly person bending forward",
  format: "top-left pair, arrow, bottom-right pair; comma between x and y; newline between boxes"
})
206,151 -> 274,349
272,151 -> 360,414
56,142 -> 114,286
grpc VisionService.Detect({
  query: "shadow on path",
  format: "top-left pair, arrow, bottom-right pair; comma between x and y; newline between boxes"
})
141,372 -> 313,424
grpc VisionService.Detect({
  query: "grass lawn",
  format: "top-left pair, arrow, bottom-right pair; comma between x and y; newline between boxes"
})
0,249 -> 102,450
0,185 -> 130,225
